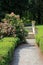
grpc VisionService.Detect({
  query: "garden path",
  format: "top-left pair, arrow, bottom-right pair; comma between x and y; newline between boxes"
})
11,39 -> 43,65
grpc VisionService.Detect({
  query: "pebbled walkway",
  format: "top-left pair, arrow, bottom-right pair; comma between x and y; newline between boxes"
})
11,39 -> 43,65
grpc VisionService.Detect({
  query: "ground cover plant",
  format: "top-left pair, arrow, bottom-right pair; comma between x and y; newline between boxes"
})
35,25 -> 43,52
0,37 -> 20,65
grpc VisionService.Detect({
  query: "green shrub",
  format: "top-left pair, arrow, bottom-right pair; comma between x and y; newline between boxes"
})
35,35 -> 40,46
35,25 -> 43,51
15,19 -> 28,42
0,37 -> 20,65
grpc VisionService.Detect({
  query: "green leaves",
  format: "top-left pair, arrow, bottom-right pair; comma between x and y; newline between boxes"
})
0,37 -> 19,65
35,25 -> 43,51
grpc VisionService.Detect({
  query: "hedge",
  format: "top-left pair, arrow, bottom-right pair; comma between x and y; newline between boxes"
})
35,25 -> 43,52
0,37 -> 20,65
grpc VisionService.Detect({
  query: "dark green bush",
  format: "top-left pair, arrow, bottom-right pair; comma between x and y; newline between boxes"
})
22,17 -> 31,26
15,19 -> 28,42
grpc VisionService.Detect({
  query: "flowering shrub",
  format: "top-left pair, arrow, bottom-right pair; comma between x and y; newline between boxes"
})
0,12 -> 28,42
0,22 -> 16,37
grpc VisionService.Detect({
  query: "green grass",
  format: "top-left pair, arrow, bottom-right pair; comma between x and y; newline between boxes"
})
0,37 -> 20,65
35,25 -> 43,52
36,25 -> 43,37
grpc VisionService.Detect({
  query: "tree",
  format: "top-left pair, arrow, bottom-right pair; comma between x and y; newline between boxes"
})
0,0 -> 43,24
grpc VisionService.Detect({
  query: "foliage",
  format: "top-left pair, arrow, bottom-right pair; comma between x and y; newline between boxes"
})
0,13 -> 28,42
0,0 -> 43,24
0,12 -> 28,65
22,17 -> 31,26
35,25 -> 43,52
0,37 -> 20,65
15,20 -> 28,42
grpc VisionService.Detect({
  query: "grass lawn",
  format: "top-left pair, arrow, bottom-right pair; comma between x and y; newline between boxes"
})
35,25 -> 43,52
0,37 -> 20,65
